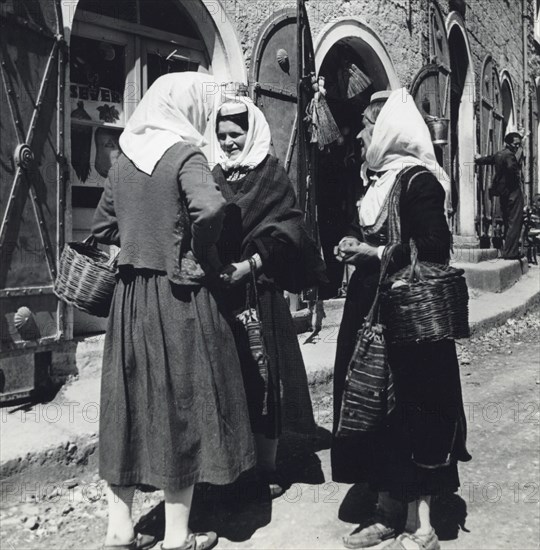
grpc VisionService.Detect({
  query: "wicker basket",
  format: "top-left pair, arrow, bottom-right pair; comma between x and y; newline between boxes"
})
381,241 -> 470,344
54,237 -> 117,317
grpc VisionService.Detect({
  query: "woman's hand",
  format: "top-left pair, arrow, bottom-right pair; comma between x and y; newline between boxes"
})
219,260 -> 251,286
335,239 -> 379,266
335,237 -> 362,260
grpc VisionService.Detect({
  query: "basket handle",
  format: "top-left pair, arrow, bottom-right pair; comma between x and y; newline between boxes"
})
365,243 -> 398,327
83,235 -> 118,267
106,246 -> 120,267
408,238 -> 425,283
83,235 -> 98,247
245,256 -> 263,318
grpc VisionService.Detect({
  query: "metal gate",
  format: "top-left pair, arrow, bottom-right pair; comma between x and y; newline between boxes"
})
0,0 -> 66,401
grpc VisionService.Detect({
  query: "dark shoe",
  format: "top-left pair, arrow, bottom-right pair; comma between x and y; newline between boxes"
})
103,533 -> 159,549
385,529 -> 440,550
137,534 -> 159,549
161,532 -> 218,550
135,501 -> 165,548
258,468 -> 287,499
342,512 -> 397,549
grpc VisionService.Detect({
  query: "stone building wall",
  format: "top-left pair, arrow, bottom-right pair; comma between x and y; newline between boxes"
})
219,0 -> 525,113
457,0 -> 525,122
219,0 -> 426,86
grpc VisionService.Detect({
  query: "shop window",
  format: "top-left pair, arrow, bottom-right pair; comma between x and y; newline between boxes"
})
147,52 -> 199,89
69,2 -> 207,192
70,34 -> 125,190
78,0 -> 200,40
139,0 -> 200,39
76,0 -> 138,23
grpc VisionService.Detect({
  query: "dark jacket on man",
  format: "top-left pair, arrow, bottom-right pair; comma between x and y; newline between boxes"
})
475,145 -> 521,197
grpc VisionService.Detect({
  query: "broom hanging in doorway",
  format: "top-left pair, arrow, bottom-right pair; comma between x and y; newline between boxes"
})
337,59 -> 372,99
304,74 -> 342,150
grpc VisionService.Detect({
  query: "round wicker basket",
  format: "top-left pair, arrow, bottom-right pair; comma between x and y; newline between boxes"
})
381,243 -> 470,344
54,237 -> 117,318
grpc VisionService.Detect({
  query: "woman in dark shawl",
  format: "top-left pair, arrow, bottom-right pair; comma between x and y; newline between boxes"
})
212,98 -> 327,497
332,89 -> 471,550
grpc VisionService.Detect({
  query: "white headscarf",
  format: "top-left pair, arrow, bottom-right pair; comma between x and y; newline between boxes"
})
119,72 -> 222,175
359,87 -> 451,226
215,96 -> 272,172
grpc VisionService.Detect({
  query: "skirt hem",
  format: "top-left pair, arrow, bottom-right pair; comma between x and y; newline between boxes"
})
100,453 -> 257,491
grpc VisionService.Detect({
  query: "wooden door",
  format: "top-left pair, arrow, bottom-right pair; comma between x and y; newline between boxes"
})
0,1 -> 66,357
250,0 -> 316,231
480,56 -> 504,232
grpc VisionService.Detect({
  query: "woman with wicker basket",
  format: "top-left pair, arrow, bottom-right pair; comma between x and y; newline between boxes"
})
212,97 -> 327,498
331,89 -> 471,550
91,73 -> 255,550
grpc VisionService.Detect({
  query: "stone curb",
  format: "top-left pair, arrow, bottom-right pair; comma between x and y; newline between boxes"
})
468,287 -> 540,336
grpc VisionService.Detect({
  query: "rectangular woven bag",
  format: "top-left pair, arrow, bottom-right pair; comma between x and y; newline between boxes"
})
337,246 -> 397,436
235,257 -> 270,415
337,322 -> 395,435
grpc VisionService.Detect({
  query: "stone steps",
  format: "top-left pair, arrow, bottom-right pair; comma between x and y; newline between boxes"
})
451,247 -> 499,263
452,258 -> 529,293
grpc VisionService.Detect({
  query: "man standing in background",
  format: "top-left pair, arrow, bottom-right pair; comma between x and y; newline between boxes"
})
475,131 -> 525,260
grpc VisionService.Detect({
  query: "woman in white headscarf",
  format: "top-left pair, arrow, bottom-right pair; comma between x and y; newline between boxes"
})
92,73 -> 255,550
212,96 -> 327,498
331,89 -> 470,550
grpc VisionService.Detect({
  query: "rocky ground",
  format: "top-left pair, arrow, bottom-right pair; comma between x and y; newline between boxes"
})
0,309 -> 539,550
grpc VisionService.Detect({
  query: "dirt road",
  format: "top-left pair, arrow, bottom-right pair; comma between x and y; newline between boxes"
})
1,311 -> 539,550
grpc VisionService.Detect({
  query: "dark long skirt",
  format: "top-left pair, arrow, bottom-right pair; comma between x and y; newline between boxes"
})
331,269 -> 471,502
99,269 -> 256,491
226,285 -> 316,439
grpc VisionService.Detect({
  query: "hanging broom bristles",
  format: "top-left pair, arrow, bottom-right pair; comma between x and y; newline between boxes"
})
304,75 -> 342,150
338,60 -> 372,99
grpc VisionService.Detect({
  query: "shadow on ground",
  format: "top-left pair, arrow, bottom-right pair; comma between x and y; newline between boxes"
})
431,493 -> 469,540
135,426 -> 332,543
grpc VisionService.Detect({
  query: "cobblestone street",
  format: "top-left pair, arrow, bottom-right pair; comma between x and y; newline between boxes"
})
1,309 -> 539,550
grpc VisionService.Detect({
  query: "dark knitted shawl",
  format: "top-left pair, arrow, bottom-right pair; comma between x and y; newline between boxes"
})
212,155 -> 327,292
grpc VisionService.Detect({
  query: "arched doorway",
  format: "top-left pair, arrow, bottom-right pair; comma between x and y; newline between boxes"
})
500,72 -> 517,137
479,56 -> 504,245
447,14 -> 476,242
61,0 -> 245,335
314,19 -> 399,297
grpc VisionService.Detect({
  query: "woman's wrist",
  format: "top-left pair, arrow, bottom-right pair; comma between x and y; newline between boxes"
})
251,253 -> 263,272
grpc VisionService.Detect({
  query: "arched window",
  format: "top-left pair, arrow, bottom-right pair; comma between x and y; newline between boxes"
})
78,0 -> 200,39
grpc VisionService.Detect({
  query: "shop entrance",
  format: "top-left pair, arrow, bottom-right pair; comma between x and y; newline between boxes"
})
447,17 -> 476,241
68,0 -> 210,335
317,37 -> 393,298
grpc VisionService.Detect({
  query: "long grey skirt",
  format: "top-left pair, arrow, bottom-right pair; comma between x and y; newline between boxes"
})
99,268 -> 255,490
